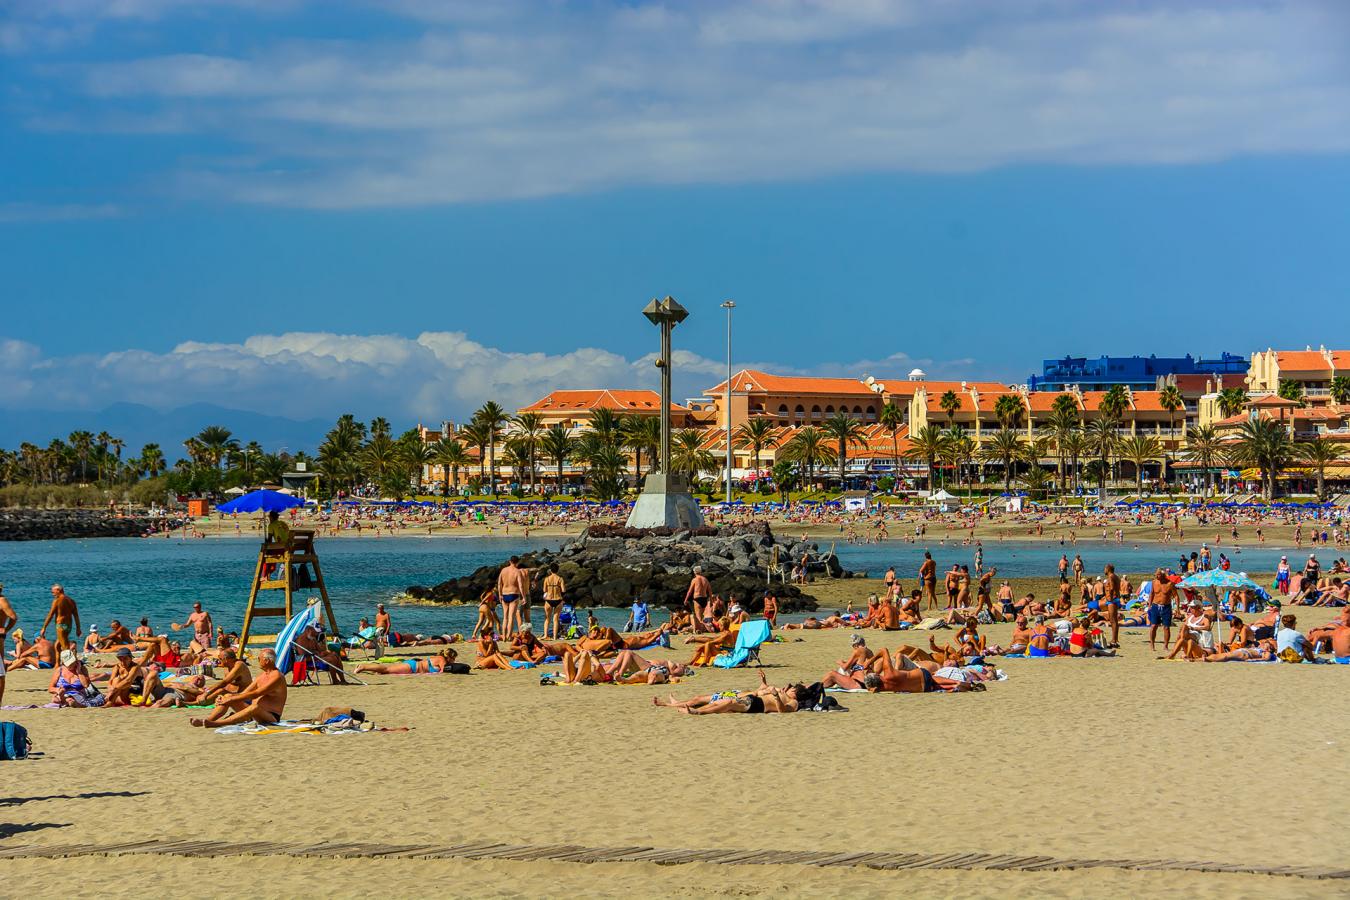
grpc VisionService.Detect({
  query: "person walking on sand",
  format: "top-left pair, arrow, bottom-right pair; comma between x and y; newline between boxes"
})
541,564 -> 565,638
0,583 -> 14,706
1148,568 -> 1176,652
39,584 -> 81,653
497,556 -> 529,637
172,601 -> 214,650
684,566 -> 712,632
919,552 -> 937,611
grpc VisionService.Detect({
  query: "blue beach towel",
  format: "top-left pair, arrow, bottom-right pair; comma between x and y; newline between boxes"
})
713,619 -> 772,669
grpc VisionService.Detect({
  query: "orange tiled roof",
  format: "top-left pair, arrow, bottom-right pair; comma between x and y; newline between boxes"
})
1130,391 -> 1177,412
1026,391 -> 1076,412
1249,394 -> 1299,408
1329,351 -> 1350,370
1276,350 -> 1331,371
520,389 -> 689,414
705,369 -> 875,397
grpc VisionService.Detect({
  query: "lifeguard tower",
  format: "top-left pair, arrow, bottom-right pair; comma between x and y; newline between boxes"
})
238,528 -> 338,654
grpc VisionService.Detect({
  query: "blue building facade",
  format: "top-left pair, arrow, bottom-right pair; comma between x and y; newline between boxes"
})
1028,353 -> 1247,392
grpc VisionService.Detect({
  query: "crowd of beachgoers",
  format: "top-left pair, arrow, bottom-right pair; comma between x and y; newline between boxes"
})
167,497 -> 1350,552
5,522 -> 1349,724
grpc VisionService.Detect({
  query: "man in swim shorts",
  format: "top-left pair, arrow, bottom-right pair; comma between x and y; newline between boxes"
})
497,556 -> 529,638
39,583 -> 81,652
1147,568 -> 1175,651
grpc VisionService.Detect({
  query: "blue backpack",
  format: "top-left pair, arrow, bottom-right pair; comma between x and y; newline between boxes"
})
0,721 -> 30,760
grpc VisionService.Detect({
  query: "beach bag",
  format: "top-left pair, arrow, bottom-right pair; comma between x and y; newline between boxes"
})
0,721 -> 30,760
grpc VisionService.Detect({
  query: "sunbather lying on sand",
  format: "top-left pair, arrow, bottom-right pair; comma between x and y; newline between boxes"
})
473,636 -> 518,670
560,649 -> 690,684
354,648 -> 466,675
653,670 -> 803,714
822,649 -> 980,693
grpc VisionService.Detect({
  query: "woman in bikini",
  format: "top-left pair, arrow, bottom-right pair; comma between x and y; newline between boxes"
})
354,649 -> 460,675
473,589 -> 502,640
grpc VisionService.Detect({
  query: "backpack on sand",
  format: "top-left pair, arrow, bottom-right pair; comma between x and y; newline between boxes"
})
0,721 -> 30,760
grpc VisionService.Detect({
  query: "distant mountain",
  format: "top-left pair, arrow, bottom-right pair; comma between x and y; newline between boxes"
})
0,402 -> 333,459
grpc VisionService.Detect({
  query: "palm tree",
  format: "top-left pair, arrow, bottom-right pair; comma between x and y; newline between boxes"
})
820,412 -> 867,490
733,417 -> 775,481
68,430 -> 95,483
1216,387 -> 1248,418
782,427 -> 834,490
1183,425 -> 1224,496
1084,419 -> 1119,500
943,428 -> 974,495
432,439 -> 470,497
878,402 -> 905,479
1018,464 -> 1053,500
1330,375 -> 1350,406
621,414 -> 661,478
586,408 -> 622,450
503,437 -> 533,490
1158,383 -> 1184,487
511,412 -> 546,493
195,426 -> 238,472
459,419 -> 492,485
904,424 -> 949,491
1048,398 -> 1081,492
1297,440 -> 1345,501
138,443 -> 166,478
539,424 -> 574,494
399,440 -> 436,495
369,417 -> 391,437
992,394 -> 1025,431
360,433 -> 399,487
1118,434 -> 1163,496
938,390 -> 961,426
670,428 -> 715,479
1277,379 -> 1306,406
1228,418 -> 1296,500
979,428 -> 1025,491
473,401 -> 509,494
1100,385 -> 1130,423
771,459 -> 797,502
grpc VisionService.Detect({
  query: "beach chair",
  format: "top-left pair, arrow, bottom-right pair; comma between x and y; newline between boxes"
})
345,626 -> 385,660
713,618 -> 772,669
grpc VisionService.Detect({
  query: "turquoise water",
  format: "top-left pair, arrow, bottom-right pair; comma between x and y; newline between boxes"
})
0,535 -> 1303,638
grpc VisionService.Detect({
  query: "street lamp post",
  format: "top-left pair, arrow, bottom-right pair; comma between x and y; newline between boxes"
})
721,299 -> 735,504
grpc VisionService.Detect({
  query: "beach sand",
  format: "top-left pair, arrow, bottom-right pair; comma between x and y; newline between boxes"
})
3,589 -> 1347,898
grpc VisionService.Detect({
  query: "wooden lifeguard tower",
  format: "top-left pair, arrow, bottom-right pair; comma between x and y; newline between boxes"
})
238,528 -> 338,655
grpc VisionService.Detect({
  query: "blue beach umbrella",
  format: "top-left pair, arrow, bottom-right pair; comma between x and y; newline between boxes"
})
274,601 -> 318,672
216,489 -> 306,514
1179,569 -> 1261,591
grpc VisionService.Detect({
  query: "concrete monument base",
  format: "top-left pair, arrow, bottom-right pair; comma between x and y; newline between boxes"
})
625,473 -> 704,529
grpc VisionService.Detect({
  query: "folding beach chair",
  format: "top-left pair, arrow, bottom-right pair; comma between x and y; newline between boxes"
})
345,626 -> 385,660
713,618 -> 772,669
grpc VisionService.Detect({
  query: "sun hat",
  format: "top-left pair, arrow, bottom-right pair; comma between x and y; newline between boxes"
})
59,649 -> 77,666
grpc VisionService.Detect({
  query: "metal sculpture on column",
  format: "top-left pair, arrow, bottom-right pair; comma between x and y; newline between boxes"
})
626,296 -> 705,529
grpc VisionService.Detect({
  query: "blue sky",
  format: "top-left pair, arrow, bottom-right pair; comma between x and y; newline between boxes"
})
3,0 -> 1350,431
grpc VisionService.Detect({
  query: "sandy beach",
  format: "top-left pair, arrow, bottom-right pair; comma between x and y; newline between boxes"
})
4,579 -> 1347,898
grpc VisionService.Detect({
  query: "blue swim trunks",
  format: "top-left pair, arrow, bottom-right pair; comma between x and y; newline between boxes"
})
1147,604 -> 1173,627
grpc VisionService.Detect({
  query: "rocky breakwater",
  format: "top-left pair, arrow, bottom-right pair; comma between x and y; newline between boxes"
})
0,509 -> 180,541
406,522 -> 854,612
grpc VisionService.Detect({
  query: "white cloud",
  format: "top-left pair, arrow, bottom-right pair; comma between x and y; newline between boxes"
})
8,1 -> 1349,208
0,331 -> 992,423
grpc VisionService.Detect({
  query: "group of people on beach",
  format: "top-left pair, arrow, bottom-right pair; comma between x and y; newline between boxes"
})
8,525 -> 1350,729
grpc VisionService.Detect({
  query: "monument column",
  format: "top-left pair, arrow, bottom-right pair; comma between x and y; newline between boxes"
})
627,296 -> 704,529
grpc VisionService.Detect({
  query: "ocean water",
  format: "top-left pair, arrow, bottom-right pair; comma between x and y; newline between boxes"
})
0,534 -> 1305,638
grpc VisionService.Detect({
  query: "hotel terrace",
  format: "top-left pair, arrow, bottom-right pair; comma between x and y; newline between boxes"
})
418,349 -> 1350,489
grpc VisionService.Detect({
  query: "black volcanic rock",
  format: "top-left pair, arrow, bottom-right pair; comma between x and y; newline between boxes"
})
406,523 -> 851,612
0,509 -> 183,541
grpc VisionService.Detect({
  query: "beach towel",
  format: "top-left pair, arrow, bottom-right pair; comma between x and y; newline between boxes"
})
214,717 -> 406,736
507,659 -> 536,669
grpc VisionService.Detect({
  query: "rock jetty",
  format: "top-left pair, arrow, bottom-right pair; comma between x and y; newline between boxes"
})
0,509 -> 180,541
406,523 -> 854,612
